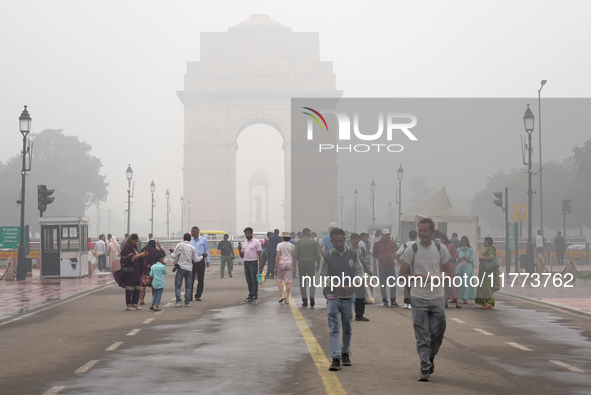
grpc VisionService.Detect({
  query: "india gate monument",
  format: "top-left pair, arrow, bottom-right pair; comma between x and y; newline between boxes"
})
177,15 -> 341,233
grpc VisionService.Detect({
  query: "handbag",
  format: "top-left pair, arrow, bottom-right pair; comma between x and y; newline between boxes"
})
484,256 -> 499,271
141,274 -> 152,286
122,265 -> 135,273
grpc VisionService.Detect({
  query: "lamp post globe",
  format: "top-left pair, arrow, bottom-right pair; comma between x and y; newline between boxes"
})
19,106 -> 32,136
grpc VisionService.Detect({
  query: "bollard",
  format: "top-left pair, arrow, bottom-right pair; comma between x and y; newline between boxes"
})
5,257 -> 16,281
551,253 -> 557,265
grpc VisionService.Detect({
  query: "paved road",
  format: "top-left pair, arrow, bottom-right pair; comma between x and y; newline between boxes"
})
1,266 -> 590,395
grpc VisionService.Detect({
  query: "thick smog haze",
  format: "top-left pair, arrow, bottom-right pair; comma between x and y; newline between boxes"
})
1,0 -> 590,237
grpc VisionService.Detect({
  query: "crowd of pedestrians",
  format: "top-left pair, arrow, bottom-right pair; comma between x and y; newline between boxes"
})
108,219 -> 502,382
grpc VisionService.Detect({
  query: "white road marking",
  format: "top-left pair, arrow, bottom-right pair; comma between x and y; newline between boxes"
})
450,318 -> 466,324
143,318 -> 154,324
42,386 -> 65,395
165,302 -> 173,307
127,329 -> 141,336
549,360 -> 585,372
105,342 -> 123,351
75,360 -> 99,373
507,342 -> 533,351
155,311 -> 163,315
474,328 -> 494,335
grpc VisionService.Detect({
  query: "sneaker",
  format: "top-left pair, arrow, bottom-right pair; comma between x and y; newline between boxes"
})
418,371 -> 430,382
383,301 -> 389,307
251,299 -> 258,304
429,355 -> 435,374
229,274 -> 233,278
407,305 -> 412,310
355,316 -> 370,321
329,358 -> 341,371
185,303 -> 190,307
195,297 -> 201,301
149,306 -> 155,311
221,275 -> 224,278
243,297 -> 252,304
285,298 -> 289,305
391,301 -> 399,308
174,301 -> 183,307
402,303 -> 408,309
341,353 -> 352,366
278,296 -> 286,303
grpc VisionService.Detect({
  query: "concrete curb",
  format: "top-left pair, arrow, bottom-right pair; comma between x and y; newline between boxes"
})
498,290 -> 591,317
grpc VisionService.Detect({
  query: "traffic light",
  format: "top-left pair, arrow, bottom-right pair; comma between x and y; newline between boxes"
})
493,191 -> 503,208
562,198 -> 573,215
38,185 -> 55,217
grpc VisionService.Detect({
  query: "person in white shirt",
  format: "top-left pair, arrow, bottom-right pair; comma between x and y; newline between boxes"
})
95,234 -> 107,272
534,230 -> 544,256
172,233 -> 206,307
395,230 -> 418,309
400,218 -> 450,382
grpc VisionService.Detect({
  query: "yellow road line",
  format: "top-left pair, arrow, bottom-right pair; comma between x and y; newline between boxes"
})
288,295 -> 347,395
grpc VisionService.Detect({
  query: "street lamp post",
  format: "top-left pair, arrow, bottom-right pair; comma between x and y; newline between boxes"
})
370,179 -> 376,224
538,80 -> 547,239
187,200 -> 191,228
126,165 -> 133,235
340,194 -> 344,228
397,165 -> 404,239
331,200 -> 335,222
165,189 -> 170,240
523,104 -> 535,271
354,188 -> 358,232
180,195 -> 184,235
388,201 -> 392,226
17,106 -> 32,281
150,180 -> 155,235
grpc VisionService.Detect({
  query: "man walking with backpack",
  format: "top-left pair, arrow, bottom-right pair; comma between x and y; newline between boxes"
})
320,228 -> 364,371
399,218 -> 450,382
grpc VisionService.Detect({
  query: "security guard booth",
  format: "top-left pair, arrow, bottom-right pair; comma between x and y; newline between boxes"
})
39,217 -> 90,278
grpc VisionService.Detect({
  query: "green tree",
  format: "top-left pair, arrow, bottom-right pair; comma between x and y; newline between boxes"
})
0,129 -> 108,233
570,139 -> 591,229
406,175 -> 435,213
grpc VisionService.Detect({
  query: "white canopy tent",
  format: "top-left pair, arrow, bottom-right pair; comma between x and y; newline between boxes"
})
400,187 -> 479,258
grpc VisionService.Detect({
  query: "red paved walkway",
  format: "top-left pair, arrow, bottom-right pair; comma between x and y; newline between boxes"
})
0,269 -> 114,321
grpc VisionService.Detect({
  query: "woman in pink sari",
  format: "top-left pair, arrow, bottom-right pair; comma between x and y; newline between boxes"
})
108,236 -> 121,272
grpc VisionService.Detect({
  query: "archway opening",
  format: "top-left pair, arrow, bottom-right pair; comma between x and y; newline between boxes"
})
235,124 -> 285,235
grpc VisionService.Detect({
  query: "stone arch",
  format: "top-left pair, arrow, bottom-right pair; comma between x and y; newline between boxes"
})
177,15 -> 340,234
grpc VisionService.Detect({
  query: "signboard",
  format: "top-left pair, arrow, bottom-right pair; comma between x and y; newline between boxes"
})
508,223 -> 516,250
513,204 -> 528,222
0,226 -> 20,249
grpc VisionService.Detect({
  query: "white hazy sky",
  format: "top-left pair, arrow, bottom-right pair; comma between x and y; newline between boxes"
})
1,0 -> 590,236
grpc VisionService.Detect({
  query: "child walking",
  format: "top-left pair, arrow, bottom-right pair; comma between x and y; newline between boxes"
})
149,253 -> 167,311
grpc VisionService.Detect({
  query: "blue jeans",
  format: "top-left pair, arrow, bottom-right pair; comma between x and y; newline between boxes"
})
327,297 -> 354,359
152,287 -> 164,307
379,266 -> 397,303
244,260 -> 259,299
175,268 -> 192,304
